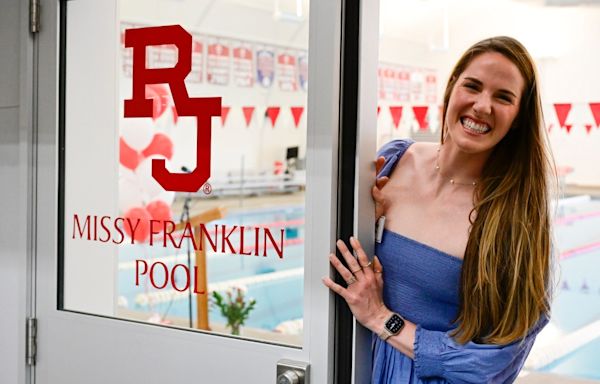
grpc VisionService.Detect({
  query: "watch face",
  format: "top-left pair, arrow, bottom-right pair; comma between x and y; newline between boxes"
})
385,314 -> 405,334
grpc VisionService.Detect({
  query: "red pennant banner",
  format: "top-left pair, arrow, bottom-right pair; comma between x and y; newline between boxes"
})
221,106 -> 231,126
565,124 -> 573,133
553,103 -> 572,129
589,103 -> 600,128
389,106 -> 403,129
290,107 -> 304,128
412,106 -> 429,131
266,107 -> 281,127
242,106 -> 255,127
585,124 -> 593,134
377,106 -> 381,116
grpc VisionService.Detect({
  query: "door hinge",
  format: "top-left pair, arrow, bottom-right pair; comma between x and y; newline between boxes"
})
26,318 -> 37,366
30,0 -> 40,34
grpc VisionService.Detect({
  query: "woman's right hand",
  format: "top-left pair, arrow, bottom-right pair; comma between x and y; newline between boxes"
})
372,156 -> 389,219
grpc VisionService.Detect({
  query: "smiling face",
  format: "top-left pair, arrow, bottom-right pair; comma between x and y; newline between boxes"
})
444,51 -> 525,155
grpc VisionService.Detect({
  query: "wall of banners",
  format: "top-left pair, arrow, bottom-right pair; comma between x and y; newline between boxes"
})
119,21 -> 309,179
120,21 -> 600,187
120,22 -> 308,93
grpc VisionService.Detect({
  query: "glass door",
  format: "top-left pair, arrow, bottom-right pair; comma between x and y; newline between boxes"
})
35,0 -> 344,382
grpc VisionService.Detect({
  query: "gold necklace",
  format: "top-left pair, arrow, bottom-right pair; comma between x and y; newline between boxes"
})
435,146 -> 478,187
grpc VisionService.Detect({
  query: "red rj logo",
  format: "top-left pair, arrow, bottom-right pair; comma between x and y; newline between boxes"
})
124,25 -> 221,193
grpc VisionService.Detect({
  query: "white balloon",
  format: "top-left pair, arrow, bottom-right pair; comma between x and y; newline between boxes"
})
118,172 -> 144,214
120,117 -> 155,151
136,155 -> 170,203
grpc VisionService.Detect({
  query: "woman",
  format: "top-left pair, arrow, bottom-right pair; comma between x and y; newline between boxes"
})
322,36 -> 555,383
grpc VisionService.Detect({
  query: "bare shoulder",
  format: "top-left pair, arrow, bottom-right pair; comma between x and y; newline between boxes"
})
391,141 -> 438,177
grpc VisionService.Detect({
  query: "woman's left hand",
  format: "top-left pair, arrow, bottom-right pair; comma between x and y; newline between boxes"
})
322,237 -> 388,332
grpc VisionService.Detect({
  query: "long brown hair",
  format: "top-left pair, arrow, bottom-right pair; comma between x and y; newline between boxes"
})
441,36 -> 555,344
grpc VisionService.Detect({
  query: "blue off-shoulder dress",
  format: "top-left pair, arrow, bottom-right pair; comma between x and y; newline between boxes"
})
372,139 -> 549,384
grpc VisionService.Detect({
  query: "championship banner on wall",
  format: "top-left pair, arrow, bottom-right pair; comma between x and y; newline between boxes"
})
410,69 -> 425,104
120,22 -> 144,77
206,38 -> 231,86
188,34 -> 204,83
298,52 -> 308,92
256,46 -> 275,88
232,41 -> 254,87
277,50 -> 298,92
396,66 -> 411,102
425,70 -> 437,104
152,44 -> 178,69
378,66 -> 397,100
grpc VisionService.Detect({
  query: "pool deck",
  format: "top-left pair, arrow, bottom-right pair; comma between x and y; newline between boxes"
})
517,372 -> 599,383
178,190 -> 305,218
116,307 -> 303,346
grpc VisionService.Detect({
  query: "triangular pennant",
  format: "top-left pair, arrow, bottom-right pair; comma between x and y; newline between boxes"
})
389,106 -> 403,129
290,107 -> 304,128
553,103 -> 572,128
565,124 -> 573,133
589,103 -> 600,128
266,107 -> 281,127
221,106 -> 231,126
585,124 -> 593,134
242,106 -> 255,127
412,106 -> 429,131
377,106 -> 381,116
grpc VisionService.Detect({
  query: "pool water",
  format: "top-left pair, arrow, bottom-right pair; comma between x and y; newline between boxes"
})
536,198 -> 600,380
540,336 -> 600,380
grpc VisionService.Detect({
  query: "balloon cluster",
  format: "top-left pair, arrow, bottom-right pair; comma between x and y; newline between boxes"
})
119,84 -> 178,243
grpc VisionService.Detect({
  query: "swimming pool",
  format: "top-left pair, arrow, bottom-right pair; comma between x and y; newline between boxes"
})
533,197 -> 600,380
118,204 -> 306,332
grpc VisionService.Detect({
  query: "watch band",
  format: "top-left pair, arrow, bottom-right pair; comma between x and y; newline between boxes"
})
378,327 -> 393,341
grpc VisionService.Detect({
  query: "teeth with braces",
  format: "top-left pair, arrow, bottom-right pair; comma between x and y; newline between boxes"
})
462,117 -> 490,133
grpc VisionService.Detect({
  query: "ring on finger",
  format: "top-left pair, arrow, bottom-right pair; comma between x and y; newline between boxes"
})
350,267 -> 362,274
374,269 -> 383,274
347,276 -> 357,285
360,260 -> 373,268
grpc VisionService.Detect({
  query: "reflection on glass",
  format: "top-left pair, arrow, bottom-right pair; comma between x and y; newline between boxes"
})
64,0 -> 309,346
378,0 -> 600,381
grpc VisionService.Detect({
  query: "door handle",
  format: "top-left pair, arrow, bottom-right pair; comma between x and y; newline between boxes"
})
277,359 -> 310,384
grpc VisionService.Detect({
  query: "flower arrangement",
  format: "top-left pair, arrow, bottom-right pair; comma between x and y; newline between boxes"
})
211,285 -> 256,335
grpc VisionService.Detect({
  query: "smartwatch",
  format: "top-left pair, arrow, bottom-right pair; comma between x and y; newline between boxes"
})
378,312 -> 405,341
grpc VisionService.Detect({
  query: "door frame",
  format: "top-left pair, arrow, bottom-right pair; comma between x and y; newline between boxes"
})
0,0 -> 37,383
34,0 -> 350,383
